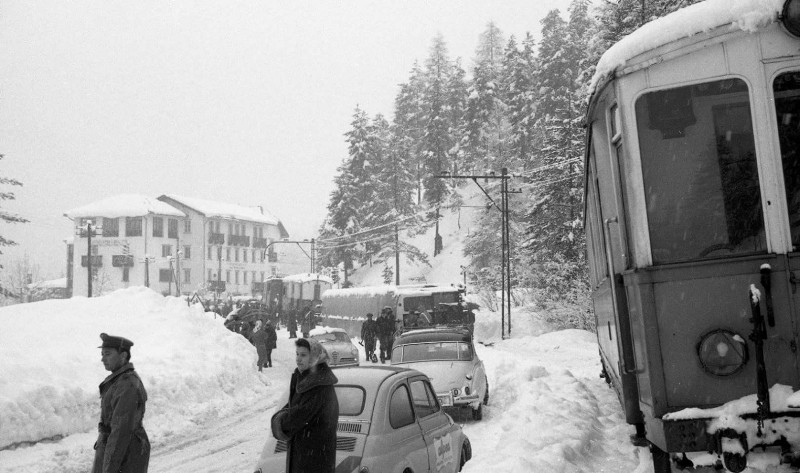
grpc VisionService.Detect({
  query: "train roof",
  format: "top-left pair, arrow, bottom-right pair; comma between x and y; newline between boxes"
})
590,0 -> 782,95
282,273 -> 334,284
321,284 -> 462,298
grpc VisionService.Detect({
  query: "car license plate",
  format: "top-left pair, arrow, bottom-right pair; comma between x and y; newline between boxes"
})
438,393 -> 453,407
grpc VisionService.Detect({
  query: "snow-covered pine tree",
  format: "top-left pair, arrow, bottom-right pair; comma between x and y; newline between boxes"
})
502,33 -> 538,172
520,4 -> 590,313
0,154 -> 28,269
461,22 -> 508,173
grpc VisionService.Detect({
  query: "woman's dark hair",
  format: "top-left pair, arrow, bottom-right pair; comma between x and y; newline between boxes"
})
294,338 -> 311,351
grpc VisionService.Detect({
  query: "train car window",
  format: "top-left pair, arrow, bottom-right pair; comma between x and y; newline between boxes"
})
773,72 -> 800,250
585,154 -> 607,287
636,78 -> 766,264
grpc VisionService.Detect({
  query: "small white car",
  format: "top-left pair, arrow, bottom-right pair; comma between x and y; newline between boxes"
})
309,326 -> 360,367
254,366 -> 472,473
391,327 -> 489,420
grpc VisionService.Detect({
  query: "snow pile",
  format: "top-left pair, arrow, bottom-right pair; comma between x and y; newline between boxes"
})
0,287 -> 269,451
591,0 -> 784,92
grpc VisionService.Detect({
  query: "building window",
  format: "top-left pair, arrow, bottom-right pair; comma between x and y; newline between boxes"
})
168,218 -> 178,239
243,250 -> 247,263
183,246 -> 191,260
235,270 -> 240,284
162,245 -> 172,257
226,270 -> 231,283
102,218 -> 119,237
261,271 -> 265,282
159,269 -> 172,282
126,217 -> 142,237
235,248 -> 239,262
260,251 -> 265,262
183,269 -> 191,283
243,271 -> 248,284
226,248 -> 231,261
208,246 -> 212,260
184,219 -> 191,233
122,267 -> 129,282
208,269 -> 212,281
252,250 -> 256,262
153,217 -> 164,237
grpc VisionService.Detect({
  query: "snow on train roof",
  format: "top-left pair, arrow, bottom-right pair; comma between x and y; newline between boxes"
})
64,194 -> 185,219
160,194 -> 280,225
282,273 -> 334,284
590,0 -> 784,93
322,284 -> 461,298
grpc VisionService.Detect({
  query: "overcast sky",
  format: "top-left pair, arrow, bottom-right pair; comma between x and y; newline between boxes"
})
1,0 -> 573,277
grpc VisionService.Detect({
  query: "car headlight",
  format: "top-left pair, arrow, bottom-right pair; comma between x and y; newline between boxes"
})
465,386 -> 471,395
452,388 -> 460,396
351,347 -> 359,356
697,329 -> 748,376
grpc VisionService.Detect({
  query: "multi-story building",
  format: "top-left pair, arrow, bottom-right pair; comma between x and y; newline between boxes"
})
64,194 -> 289,298
156,194 -> 288,297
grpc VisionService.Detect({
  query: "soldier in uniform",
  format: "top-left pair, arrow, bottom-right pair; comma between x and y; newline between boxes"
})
93,333 -> 149,473
360,313 -> 378,363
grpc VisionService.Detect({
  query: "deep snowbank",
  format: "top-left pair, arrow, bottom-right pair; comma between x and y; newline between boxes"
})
0,287 -> 268,450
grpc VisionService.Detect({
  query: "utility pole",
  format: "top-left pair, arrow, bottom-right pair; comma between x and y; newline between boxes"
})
435,168 -> 518,338
217,246 -> 222,302
310,238 -> 315,273
87,220 -> 93,297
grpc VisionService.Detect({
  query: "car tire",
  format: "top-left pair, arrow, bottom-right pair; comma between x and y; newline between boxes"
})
483,377 -> 489,406
471,403 -> 483,421
459,445 -> 467,471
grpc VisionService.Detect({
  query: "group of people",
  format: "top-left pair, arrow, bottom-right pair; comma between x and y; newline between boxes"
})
250,320 -> 278,371
360,307 -> 398,363
283,305 -> 319,339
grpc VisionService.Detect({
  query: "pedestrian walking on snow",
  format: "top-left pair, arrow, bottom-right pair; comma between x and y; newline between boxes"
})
360,313 -> 378,362
265,321 -> 277,368
93,333 -> 149,473
252,320 -> 269,371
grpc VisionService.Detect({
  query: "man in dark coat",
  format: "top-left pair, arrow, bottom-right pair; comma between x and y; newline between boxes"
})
376,307 -> 395,363
265,321 -> 278,367
93,333 -> 149,473
287,309 -> 298,339
279,338 -> 339,473
360,313 -> 378,362
252,321 -> 269,372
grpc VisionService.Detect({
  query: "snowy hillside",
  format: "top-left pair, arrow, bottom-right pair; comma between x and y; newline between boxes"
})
347,187 -> 484,287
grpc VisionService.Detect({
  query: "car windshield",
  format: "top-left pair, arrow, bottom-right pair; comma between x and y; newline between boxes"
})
393,342 -> 472,362
312,332 -> 350,343
334,385 -> 366,416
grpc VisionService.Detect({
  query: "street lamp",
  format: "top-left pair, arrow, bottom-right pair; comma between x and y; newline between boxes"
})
77,219 -> 102,297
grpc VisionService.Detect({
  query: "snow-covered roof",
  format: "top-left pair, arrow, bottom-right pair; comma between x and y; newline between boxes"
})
28,278 -> 67,290
159,194 -> 280,226
590,0 -> 784,92
282,273 -> 334,285
64,194 -> 185,219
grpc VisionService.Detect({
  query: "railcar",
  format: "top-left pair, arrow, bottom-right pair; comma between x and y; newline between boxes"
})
280,273 -> 333,311
584,1 -> 800,471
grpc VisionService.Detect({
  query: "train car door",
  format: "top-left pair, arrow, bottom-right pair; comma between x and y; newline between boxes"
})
588,84 -> 642,427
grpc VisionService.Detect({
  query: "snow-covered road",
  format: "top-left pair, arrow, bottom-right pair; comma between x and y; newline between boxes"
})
0,291 -> 650,473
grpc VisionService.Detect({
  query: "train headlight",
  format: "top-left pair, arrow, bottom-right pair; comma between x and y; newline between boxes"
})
782,0 -> 800,37
697,329 -> 748,376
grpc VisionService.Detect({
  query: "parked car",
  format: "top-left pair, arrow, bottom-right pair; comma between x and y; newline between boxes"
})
391,327 -> 489,420
309,327 -> 360,367
254,366 -> 472,473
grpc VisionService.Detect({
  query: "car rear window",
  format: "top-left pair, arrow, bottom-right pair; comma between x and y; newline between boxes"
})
393,342 -> 472,362
334,385 -> 366,416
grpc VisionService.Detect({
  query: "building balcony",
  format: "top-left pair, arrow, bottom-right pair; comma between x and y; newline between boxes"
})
229,235 -> 250,246
253,237 -> 268,248
208,232 -> 225,245
207,280 -> 226,292
80,255 -> 103,267
111,255 -> 134,267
